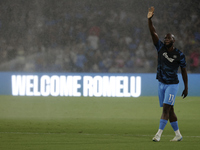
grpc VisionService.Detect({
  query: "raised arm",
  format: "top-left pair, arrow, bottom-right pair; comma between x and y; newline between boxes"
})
147,7 -> 159,45
181,67 -> 188,98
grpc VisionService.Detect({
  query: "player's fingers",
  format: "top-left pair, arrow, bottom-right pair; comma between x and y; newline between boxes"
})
184,93 -> 188,98
182,91 -> 187,99
151,6 -> 154,12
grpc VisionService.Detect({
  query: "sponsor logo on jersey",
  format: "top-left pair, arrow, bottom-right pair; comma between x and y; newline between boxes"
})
163,52 -> 175,62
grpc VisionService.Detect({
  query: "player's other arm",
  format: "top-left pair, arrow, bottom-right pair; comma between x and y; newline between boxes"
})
147,7 -> 159,45
181,67 -> 188,98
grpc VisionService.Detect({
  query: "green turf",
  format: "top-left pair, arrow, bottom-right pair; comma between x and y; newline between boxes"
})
0,96 -> 199,150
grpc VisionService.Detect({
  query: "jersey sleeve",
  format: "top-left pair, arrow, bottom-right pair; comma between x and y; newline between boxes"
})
180,53 -> 186,68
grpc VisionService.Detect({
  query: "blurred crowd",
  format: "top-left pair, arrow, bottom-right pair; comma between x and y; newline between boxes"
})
0,0 -> 200,73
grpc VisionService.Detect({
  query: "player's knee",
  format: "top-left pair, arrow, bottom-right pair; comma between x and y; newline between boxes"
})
162,104 -> 171,115
169,106 -> 174,113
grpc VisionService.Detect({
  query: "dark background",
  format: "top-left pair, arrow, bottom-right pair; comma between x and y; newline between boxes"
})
0,0 -> 199,73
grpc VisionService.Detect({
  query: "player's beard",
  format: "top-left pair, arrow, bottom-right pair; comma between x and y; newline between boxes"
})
164,41 -> 173,49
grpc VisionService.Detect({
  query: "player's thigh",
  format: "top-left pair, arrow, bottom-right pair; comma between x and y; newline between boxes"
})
163,84 -> 179,106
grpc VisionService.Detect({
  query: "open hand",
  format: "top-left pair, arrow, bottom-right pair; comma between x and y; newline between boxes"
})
147,6 -> 154,19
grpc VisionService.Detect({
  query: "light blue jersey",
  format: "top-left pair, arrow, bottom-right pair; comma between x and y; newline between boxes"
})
158,82 -> 179,107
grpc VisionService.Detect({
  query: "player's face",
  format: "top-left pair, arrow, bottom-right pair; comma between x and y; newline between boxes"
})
164,34 -> 175,49
164,34 -> 174,46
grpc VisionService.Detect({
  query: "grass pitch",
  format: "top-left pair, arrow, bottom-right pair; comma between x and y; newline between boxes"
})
0,96 -> 199,150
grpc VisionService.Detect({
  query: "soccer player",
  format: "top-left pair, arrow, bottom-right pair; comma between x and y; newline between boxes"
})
147,7 -> 188,142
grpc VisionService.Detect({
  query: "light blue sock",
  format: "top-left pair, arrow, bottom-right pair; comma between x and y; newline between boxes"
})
170,121 -> 179,131
159,119 -> 168,130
